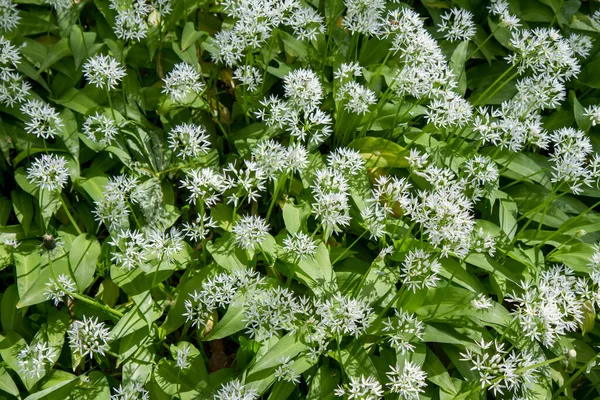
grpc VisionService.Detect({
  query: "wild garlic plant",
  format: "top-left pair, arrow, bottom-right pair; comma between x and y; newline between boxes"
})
1,0 -> 600,399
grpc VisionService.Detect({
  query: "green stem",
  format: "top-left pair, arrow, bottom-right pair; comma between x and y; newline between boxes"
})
553,356 -> 599,398
106,87 -> 116,120
473,64 -> 517,107
334,230 -> 367,266
59,194 -> 82,235
550,0 -> 565,26
48,254 -> 123,318
266,174 -> 286,222
536,198 -> 600,247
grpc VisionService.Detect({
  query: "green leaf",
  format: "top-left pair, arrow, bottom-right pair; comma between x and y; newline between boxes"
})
71,371 -> 111,400
0,366 -> 19,397
0,331 -> 27,380
111,293 -> 163,340
39,189 -> 62,229
15,167 -> 38,195
17,255 -> 72,308
333,341 -> 378,379
306,365 -> 339,400
24,371 -> 78,400
51,87 -> 99,114
1,285 -> 28,338
11,190 -> 34,235
153,348 -> 210,399
424,349 -> 457,395
58,108 -> 80,159
282,199 -> 310,234
206,234 -> 248,273
181,22 -> 206,51
38,38 -> 72,73
14,245 -> 42,299
295,243 -> 337,295
247,333 -> 308,385
280,31 -> 307,60
69,234 -> 101,292
70,25 -> 98,69
450,41 -> 469,96
495,191 -> 518,240
348,137 -> 408,168
204,297 -> 246,341
548,243 -> 595,273
79,175 -> 109,203
162,269 -> 213,334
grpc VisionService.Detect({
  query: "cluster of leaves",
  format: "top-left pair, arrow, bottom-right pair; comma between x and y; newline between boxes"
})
1,0 -> 600,399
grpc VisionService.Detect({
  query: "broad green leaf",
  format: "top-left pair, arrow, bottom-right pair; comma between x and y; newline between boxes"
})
206,234 -> 248,273
1,285 -> 29,339
282,199 -> 311,234
79,175 -> 109,203
295,243 -> 337,295
39,189 -> 62,229
111,300 -> 163,340
0,366 -> 19,397
70,25 -> 98,69
332,341 -> 378,379
69,234 -> 101,291
71,371 -> 111,400
306,365 -> 339,400
247,333 -> 308,379
348,137 -> 408,168
57,108 -> 80,159
11,190 -> 34,235
450,41 -> 469,96
162,268 -> 213,334
280,31 -> 308,60
181,22 -> 206,51
121,346 -> 154,386
17,254 -> 71,308
15,167 -> 38,195
548,243 -> 595,273
494,190 -> 518,240
51,87 -> 99,114
14,244 -> 42,299
24,371 -> 78,400
424,349 -> 457,396
204,297 -> 246,341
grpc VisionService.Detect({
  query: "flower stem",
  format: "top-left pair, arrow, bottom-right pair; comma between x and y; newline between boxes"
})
48,254 -> 123,318
59,193 -> 82,235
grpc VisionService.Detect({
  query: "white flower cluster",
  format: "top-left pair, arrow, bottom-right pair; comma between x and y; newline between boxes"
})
17,342 -> 55,379
382,308 -> 424,354
549,127 -> 600,194
438,7 -> 476,42
44,274 -> 76,306
506,265 -> 599,348
214,0 -> 324,67
168,122 -> 210,159
20,99 -> 63,140
256,74 -> 333,146
0,0 -> 20,32
27,154 -> 69,192
83,54 -> 127,91
460,339 -> 543,397
94,175 -> 139,231
507,27 -> 580,81
67,316 -> 111,359
109,227 -> 184,269
110,381 -> 150,400
83,112 -> 119,146
162,63 -> 205,103
0,36 -> 30,107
